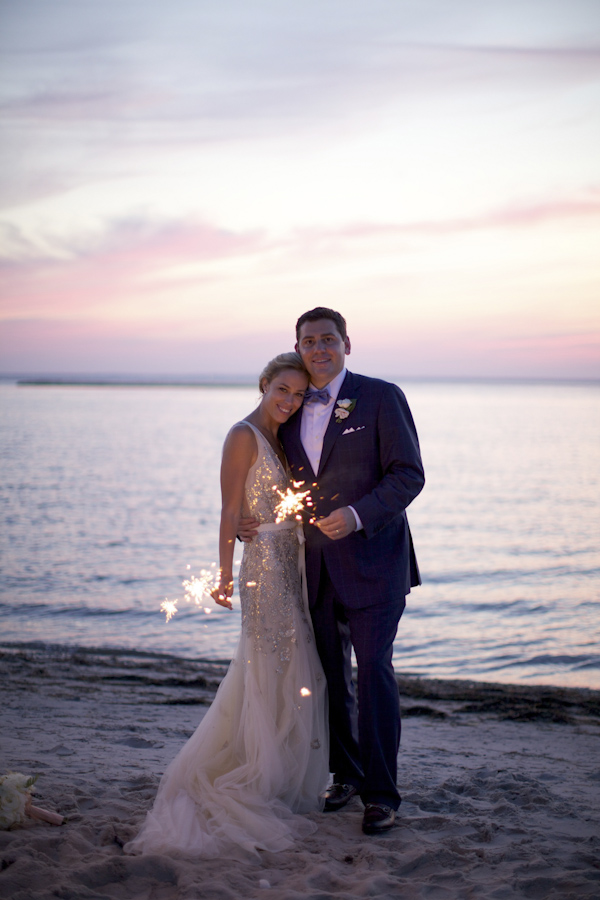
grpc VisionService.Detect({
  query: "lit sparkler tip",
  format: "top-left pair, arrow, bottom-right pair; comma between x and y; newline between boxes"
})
162,562 -> 231,623
160,599 -> 178,623
273,485 -> 313,524
300,687 -> 311,697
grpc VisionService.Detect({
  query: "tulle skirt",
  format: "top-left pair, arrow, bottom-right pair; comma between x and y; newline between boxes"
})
125,612 -> 328,859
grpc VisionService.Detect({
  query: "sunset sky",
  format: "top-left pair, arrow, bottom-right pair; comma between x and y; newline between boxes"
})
1,0 -> 599,379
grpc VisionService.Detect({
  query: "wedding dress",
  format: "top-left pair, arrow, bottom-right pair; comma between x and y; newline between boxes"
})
125,422 -> 329,859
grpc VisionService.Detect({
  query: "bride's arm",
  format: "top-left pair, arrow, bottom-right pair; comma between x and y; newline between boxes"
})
211,423 -> 257,609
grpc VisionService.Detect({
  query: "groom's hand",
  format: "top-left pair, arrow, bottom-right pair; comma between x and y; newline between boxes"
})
315,507 -> 356,540
237,516 -> 260,542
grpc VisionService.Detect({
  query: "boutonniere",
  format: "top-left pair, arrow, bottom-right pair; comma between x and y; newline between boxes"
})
334,398 -> 357,424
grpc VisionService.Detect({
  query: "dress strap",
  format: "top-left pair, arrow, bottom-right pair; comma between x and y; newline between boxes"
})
242,420 -> 270,450
241,420 -> 287,475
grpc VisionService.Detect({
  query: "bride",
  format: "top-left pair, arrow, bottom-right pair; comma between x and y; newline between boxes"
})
126,352 -> 329,859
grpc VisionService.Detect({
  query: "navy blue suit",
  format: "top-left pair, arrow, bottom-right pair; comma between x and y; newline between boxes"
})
280,371 -> 424,808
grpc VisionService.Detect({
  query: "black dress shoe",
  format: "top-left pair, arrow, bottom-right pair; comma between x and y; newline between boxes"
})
362,803 -> 396,834
323,783 -> 358,811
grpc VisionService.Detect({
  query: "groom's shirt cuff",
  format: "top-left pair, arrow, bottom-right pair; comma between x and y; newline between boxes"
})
348,506 -> 363,531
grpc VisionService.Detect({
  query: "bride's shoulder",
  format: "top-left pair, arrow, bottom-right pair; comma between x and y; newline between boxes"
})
225,420 -> 255,439
223,420 -> 258,449
222,421 -> 258,466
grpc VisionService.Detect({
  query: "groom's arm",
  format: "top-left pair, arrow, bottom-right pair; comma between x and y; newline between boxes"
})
316,382 -> 424,542
351,382 -> 424,538
237,516 -> 260,542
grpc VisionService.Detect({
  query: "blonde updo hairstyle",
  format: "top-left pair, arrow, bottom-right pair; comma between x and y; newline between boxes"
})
258,351 -> 308,394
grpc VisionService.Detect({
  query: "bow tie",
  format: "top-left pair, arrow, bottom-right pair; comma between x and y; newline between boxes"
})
304,387 -> 331,405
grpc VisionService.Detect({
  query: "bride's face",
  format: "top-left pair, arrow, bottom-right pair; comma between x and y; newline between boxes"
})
261,369 -> 309,423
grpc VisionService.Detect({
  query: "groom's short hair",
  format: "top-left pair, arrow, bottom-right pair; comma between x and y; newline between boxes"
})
296,307 -> 347,341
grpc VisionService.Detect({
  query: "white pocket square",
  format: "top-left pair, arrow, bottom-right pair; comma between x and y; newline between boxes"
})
342,425 -> 365,435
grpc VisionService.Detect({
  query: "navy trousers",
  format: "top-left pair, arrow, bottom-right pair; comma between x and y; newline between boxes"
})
310,562 -> 405,809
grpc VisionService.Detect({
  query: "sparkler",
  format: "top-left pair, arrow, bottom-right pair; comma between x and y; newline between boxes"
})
162,478 -> 315,624
273,481 -> 313,524
161,562 -> 240,622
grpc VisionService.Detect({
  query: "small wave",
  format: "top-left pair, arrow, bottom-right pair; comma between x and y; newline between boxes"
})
0,639 -> 232,667
408,598 -> 548,618
82,575 -> 160,586
526,653 -> 600,668
0,601 -> 52,613
574,659 -> 600,671
491,653 -> 600,672
0,601 -> 169,620
424,565 -> 593,585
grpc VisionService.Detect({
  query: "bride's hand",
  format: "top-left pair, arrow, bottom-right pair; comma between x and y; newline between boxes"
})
211,573 -> 234,610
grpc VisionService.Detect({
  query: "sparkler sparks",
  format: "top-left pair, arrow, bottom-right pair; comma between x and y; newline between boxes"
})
273,481 -> 313,523
160,600 -> 178,623
161,480 -> 314,625
161,562 -> 235,622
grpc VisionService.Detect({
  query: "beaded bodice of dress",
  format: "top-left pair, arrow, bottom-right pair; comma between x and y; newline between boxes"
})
242,421 -> 289,523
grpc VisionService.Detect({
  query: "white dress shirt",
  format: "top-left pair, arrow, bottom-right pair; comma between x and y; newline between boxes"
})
300,368 -> 363,531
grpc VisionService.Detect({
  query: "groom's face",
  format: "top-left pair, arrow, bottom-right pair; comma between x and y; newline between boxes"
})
296,318 -> 351,388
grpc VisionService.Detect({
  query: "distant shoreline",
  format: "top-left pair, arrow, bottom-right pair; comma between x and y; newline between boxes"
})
14,379 -> 257,388
3,375 -> 599,388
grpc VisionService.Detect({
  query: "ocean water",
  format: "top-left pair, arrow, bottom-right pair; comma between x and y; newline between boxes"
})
1,380 -> 599,688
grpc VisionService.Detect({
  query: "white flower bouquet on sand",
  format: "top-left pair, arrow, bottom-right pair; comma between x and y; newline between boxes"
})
0,773 -> 64,829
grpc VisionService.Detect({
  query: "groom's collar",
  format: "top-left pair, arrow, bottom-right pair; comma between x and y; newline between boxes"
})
308,368 -> 347,402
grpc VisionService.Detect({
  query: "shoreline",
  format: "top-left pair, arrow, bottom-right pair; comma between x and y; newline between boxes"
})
1,643 -> 599,898
2,640 -> 599,719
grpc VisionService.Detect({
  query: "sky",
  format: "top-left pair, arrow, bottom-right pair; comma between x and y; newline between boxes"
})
1,0 -> 599,379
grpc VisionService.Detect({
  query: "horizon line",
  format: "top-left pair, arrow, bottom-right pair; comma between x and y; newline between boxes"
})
3,373 -> 599,388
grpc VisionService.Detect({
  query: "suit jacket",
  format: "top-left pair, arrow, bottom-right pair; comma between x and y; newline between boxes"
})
280,371 -> 425,609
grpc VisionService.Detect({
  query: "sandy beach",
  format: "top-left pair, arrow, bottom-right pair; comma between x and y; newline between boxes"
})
1,644 -> 599,900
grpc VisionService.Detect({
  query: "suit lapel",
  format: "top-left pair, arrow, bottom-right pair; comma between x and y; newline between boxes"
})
318,371 -> 361,476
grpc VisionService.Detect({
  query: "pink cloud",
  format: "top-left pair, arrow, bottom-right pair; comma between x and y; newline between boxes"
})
1,218 -> 267,267
1,198 -> 598,379
0,219 -> 270,317
326,194 -> 600,243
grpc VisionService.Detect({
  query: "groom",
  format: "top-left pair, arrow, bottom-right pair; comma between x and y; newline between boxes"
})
283,308 -> 424,834
243,307 -> 424,834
